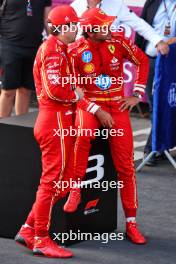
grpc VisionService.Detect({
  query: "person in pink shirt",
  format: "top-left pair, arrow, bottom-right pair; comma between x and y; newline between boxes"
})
52,0 -> 73,7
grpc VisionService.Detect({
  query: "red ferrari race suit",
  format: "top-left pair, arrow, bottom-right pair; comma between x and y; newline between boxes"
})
25,35 -> 79,237
68,35 -> 149,217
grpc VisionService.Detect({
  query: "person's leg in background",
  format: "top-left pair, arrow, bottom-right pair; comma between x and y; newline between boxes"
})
145,57 -> 155,114
0,40 -> 2,88
109,110 -> 146,244
0,42 -> 22,117
144,57 -> 166,165
15,88 -> 31,115
15,47 -> 37,115
64,109 -> 100,212
15,111 -> 75,258
0,85 -> 31,118
143,57 -> 156,165
0,44 -> 35,117
0,89 -> 16,117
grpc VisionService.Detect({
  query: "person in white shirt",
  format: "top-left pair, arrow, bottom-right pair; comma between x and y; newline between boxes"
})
71,0 -> 169,54
135,0 -> 176,166
145,0 -> 176,57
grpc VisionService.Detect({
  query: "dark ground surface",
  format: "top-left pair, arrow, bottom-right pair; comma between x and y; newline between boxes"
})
0,117 -> 175,264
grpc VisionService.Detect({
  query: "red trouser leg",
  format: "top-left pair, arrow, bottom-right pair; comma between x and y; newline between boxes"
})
26,204 -> 35,228
70,109 -> 138,218
26,110 -> 75,236
74,110 -> 100,181
109,111 -> 138,217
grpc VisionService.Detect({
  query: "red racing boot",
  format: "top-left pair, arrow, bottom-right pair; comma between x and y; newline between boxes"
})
63,188 -> 81,213
126,222 -> 147,244
15,225 -> 34,250
33,236 -> 73,258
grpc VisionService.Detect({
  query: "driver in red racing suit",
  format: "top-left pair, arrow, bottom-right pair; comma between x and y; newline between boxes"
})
14,6 -> 84,258
64,8 -> 149,245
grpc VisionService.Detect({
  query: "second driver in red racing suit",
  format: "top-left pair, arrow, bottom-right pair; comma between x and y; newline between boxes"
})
64,8 -> 149,245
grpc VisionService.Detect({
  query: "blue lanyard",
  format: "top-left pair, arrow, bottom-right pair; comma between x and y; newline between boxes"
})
163,0 -> 176,23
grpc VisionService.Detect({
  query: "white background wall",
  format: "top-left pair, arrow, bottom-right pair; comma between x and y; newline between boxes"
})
124,0 -> 145,7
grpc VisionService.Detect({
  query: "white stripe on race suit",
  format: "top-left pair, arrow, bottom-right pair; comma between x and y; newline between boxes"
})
89,105 -> 100,114
134,84 -> 146,88
133,87 -> 145,93
87,103 -> 95,112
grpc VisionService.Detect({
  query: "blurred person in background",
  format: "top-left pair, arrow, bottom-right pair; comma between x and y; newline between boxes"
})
135,0 -> 176,166
52,0 -> 73,7
71,0 -> 169,55
0,0 -> 51,118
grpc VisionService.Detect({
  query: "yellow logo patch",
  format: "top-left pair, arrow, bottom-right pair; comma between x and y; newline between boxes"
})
108,44 -> 116,54
83,63 -> 95,73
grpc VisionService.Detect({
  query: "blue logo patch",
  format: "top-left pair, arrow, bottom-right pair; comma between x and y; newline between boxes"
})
95,74 -> 112,90
82,51 -> 92,63
168,83 -> 176,107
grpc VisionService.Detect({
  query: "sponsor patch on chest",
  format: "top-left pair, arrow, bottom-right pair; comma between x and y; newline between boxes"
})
110,56 -> 120,70
82,51 -> 93,63
83,63 -> 95,74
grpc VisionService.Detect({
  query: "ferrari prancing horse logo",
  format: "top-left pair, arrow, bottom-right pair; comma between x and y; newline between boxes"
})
108,44 -> 116,54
